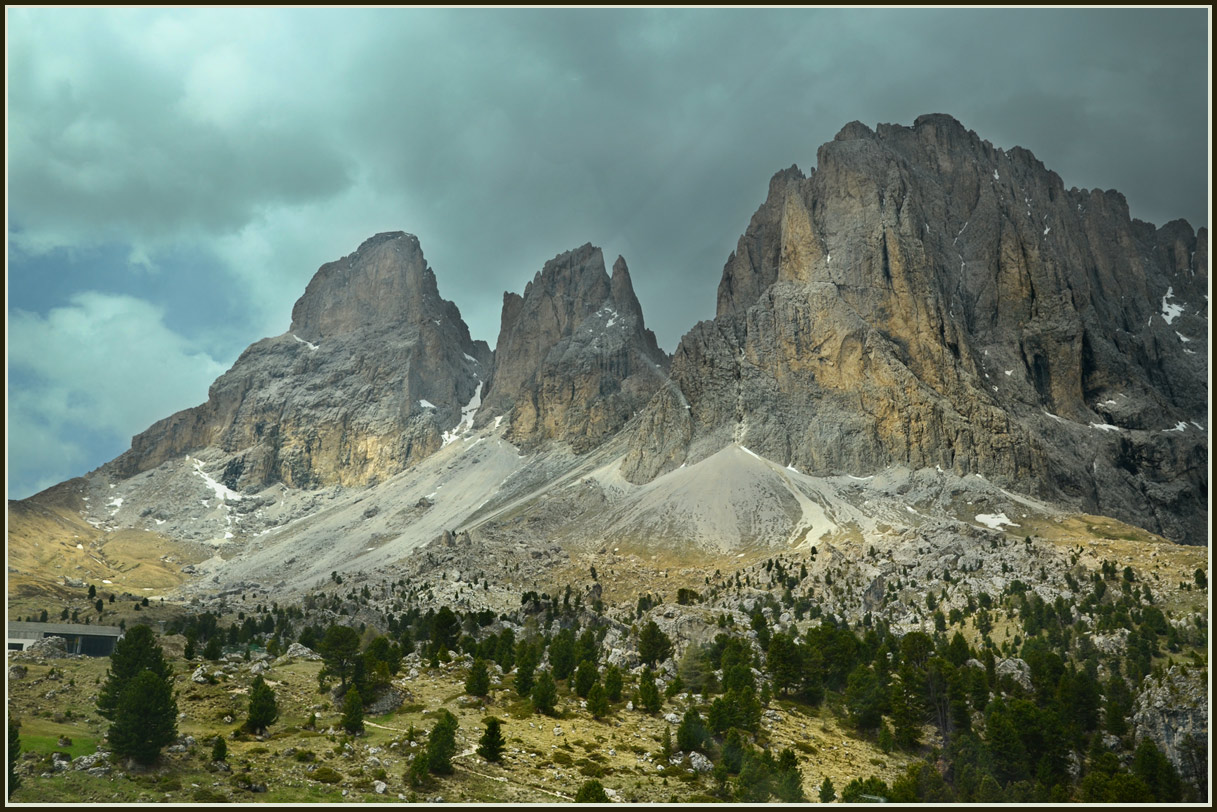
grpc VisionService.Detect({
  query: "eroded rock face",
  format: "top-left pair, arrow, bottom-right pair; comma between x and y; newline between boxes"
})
1133,664 -> 1208,792
479,244 -> 669,452
626,114 -> 1208,545
109,233 -> 491,490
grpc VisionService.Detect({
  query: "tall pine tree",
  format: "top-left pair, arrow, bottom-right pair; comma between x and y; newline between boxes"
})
478,717 -> 505,763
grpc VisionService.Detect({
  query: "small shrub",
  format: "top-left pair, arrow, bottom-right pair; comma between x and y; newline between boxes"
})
311,765 -> 343,784
192,788 -> 228,803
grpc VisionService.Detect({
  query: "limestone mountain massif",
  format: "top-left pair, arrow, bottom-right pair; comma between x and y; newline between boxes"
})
108,232 -> 491,490
625,114 -> 1208,546
479,243 -> 669,452
7,114 -> 1209,605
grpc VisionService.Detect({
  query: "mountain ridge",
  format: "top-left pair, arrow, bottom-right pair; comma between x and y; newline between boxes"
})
8,114 -> 1208,612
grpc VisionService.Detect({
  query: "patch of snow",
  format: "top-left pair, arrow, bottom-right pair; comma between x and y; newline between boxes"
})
1089,422 -> 1121,432
906,505 -> 918,514
442,381 -> 484,446
739,446 -> 761,460
291,333 -> 319,351
493,415 -> 504,430
1043,226 -> 1051,236
1190,421 -> 1205,431
786,465 -> 800,474
102,579 -> 112,584
1176,332 -> 1191,343
189,457 -> 243,501
107,497 -> 123,511
953,220 -> 969,244
1043,411 -> 1066,423
1161,287 -> 1184,324
155,519 -> 165,525
993,169 -> 999,181
76,543 -> 83,550
463,353 -> 478,364
847,474 -> 873,481
418,399 -> 436,409
936,464 -> 944,473
1163,422 -> 1188,433
1004,369 -> 1013,376
976,512 -> 1019,530
736,553 -> 746,558
826,253 -> 831,265
1100,399 -> 1117,407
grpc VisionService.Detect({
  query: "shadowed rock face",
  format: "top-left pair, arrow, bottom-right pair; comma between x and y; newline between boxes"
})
108,233 -> 491,489
626,114 -> 1208,545
479,243 -> 670,452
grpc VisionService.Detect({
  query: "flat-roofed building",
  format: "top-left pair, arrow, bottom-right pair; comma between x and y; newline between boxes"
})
7,621 -> 124,656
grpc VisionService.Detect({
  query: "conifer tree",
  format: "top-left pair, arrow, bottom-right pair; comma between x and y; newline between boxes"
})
573,659 -> 597,698
426,709 -> 458,775
477,717 -> 505,763
638,621 -> 673,667
603,664 -> 623,702
514,643 -> 538,698
531,670 -> 558,716
107,670 -> 178,765
639,667 -> 662,714
677,707 -> 709,754
211,735 -> 227,763
97,625 -> 173,721
818,776 -> 836,803
8,716 -> 20,799
575,779 -> 609,803
465,658 -> 491,697
341,687 -> 364,734
587,681 -> 609,719
245,675 -> 279,734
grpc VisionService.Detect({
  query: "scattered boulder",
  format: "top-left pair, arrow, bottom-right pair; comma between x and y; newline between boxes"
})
688,751 -> 713,773
365,687 -> 405,716
285,642 -> 322,661
995,658 -> 1032,692
21,637 -> 71,659
72,752 -> 110,772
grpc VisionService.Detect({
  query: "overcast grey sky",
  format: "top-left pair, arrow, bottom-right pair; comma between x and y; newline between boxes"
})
6,7 -> 1211,499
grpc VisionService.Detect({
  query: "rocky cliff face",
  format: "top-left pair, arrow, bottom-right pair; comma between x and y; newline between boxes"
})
625,114 -> 1208,545
1132,664 -> 1208,793
479,244 -> 669,452
108,232 -> 491,489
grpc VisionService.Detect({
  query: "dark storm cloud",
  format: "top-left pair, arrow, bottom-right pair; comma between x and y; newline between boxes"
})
6,7 -> 1209,499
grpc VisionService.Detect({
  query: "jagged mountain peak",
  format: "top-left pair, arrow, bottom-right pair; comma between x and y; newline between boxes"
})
631,115 -> 1207,545
107,231 -> 488,490
479,243 -> 669,451
288,230 -> 451,342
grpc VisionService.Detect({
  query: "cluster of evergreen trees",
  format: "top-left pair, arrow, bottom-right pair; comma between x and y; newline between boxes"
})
87,550 -> 1197,801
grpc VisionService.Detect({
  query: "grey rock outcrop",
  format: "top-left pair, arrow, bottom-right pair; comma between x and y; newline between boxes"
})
625,114 -> 1208,545
107,233 -> 491,490
1132,664 -> 1208,790
479,244 -> 669,452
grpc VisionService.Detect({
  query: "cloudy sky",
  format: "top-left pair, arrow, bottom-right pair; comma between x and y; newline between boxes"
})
6,7 -> 1210,499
